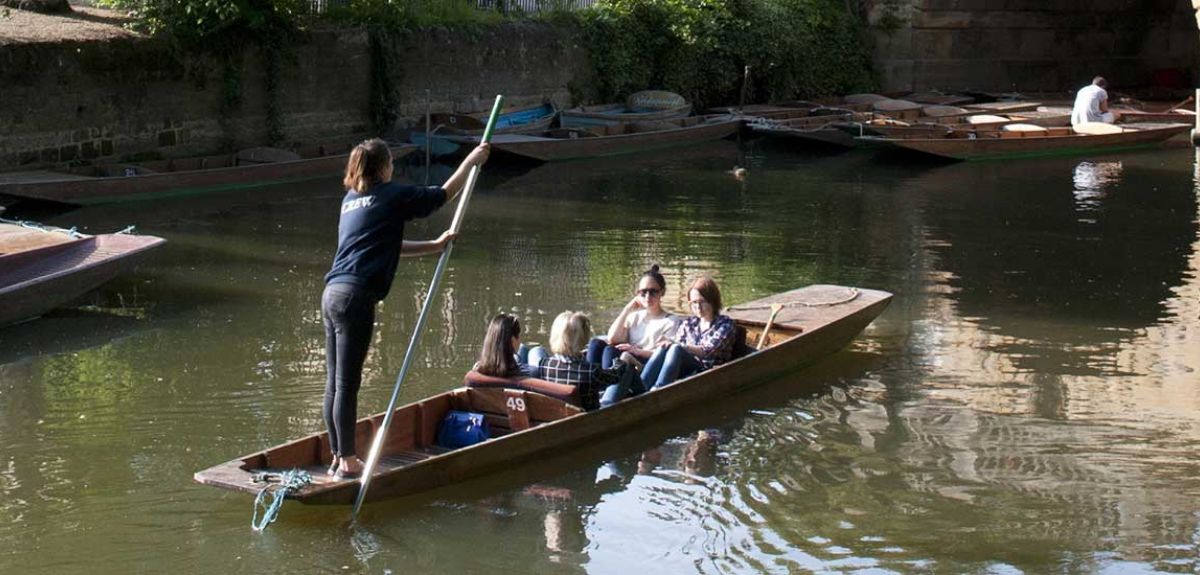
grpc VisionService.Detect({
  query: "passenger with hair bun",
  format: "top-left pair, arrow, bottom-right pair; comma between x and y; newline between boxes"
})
587,264 -> 679,371
321,137 -> 489,480
641,276 -> 737,390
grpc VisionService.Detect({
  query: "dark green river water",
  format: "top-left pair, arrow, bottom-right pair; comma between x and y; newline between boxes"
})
1,140 -> 1197,573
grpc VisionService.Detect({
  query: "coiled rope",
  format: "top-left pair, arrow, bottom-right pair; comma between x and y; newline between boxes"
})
250,469 -> 311,532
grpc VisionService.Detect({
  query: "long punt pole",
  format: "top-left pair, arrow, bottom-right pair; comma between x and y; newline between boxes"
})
353,95 -> 505,517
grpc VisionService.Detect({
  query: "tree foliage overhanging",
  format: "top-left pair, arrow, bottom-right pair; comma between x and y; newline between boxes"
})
580,0 -> 875,107
96,0 -> 877,107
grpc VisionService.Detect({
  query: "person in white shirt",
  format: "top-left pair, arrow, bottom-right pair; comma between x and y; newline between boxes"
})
587,264 -> 680,369
1071,76 -> 1115,125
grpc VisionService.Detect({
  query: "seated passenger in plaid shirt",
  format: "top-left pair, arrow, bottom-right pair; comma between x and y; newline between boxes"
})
527,311 -> 637,410
642,276 -> 736,390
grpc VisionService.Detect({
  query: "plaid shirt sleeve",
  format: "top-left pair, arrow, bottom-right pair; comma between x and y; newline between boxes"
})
681,315 -> 736,365
539,356 -> 617,410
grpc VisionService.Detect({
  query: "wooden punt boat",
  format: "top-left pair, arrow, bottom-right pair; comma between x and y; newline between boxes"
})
0,143 -> 417,205
0,220 -> 80,256
0,223 -> 166,327
856,122 -> 1192,161
747,111 -> 866,148
446,114 -> 741,162
560,92 -> 692,128
963,101 -> 1043,114
905,92 -> 976,107
194,284 -> 892,505
843,110 -> 1072,139
707,101 -> 819,118
409,103 -> 558,156
1117,108 -> 1196,124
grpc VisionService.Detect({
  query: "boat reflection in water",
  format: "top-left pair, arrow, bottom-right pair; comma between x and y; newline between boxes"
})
1072,160 -> 1123,217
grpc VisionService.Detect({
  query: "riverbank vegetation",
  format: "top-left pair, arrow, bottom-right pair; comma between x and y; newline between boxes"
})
96,0 -> 874,108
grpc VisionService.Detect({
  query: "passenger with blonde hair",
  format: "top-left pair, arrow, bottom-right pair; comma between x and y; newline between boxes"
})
321,138 -> 489,480
641,276 -> 737,390
527,311 -> 634,410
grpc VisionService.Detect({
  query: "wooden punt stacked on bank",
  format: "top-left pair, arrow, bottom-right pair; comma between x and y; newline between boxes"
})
194,284 -> 892,504
448,114 -> 741,162
0,144 -> 416,205
0,222 -> 165,327
856,122 -> 1192,161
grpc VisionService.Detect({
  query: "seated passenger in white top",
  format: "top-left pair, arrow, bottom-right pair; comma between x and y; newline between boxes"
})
587,264 -> 680,370
1072,76 -> 1116,125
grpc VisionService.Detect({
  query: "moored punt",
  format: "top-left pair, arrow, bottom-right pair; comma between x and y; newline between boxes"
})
963,100 -> 1044,114
708,101 -> 819,118
1117,108 -> 1197,124
409,103 -> 558,156
856,122 -> 1192,161
0,144 -> 417,205
844,109 -> 1072,139
748,111 -> 867,148
560,91 -> 692,128
0,220 -> 80,255
0,224 -> 165,327
904,91 -> 976,106
194,284 -> 892,505
446,114 -> 741,162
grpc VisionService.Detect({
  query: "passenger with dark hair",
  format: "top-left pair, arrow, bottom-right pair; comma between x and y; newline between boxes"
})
586,264 -> 680,370
321,138 -> 489,480
641,276 -> 737,390
475,313 -> 537,378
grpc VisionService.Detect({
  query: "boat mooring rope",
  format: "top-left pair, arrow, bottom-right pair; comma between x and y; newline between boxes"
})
250,469 -> 312,532
728,288 -> 860,311
0,216 -> 83,238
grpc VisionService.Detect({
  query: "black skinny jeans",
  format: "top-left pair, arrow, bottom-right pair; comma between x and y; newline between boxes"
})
322,282 -> 377,458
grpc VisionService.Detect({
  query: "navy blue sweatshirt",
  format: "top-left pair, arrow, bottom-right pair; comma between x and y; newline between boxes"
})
325,181 -> 446,300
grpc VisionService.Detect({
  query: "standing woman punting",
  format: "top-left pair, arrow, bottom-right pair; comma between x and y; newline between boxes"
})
322,138 -> 489,479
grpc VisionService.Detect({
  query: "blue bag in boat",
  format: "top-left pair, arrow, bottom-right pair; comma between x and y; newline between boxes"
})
436,410 -> 490,448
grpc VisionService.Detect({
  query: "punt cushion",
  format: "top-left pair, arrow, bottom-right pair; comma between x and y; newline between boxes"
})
1073,122 -> 1123,135
462,371 -> 580,406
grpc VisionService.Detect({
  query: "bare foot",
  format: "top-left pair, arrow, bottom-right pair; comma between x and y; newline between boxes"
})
339,456 -> 364,475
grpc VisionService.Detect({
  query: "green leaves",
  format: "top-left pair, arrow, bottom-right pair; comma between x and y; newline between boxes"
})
96,0 -> 302,41
580,0 -> 875,108
96,0 -> 875,111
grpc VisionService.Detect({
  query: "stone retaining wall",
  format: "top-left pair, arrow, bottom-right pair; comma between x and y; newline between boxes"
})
0,23 -> 587,171
868,0 -> 1200,93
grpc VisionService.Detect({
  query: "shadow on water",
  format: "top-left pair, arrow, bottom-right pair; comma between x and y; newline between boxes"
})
0,310 -> 149,367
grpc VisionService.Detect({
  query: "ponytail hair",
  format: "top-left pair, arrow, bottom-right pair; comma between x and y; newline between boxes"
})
642,264 -> 666,292
343,138 -> 393,194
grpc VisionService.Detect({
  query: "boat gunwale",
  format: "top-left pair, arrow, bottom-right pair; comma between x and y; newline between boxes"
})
1,235 -> 165,293
194,285 -> 893,503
